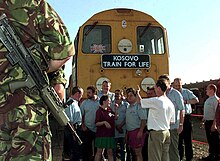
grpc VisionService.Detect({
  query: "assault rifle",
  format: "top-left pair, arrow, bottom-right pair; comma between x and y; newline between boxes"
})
0,14 -> 82,145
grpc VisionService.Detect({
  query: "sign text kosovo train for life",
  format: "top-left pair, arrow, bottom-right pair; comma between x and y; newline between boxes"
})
101,54 -> 150,69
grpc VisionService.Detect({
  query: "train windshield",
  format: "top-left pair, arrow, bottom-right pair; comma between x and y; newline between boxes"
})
137,26 -> 165,54
82,25 -> 111,54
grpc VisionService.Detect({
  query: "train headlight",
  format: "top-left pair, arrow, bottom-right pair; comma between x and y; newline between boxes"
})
141,77 -> 155,92
118,39 -> 132,53
96,77 -> 110,91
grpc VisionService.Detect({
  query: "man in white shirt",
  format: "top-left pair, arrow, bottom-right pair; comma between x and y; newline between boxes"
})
140,79 -> 175,161
159,74 -> 184,161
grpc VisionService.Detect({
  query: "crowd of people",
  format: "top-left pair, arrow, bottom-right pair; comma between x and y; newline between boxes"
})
62,76 -> 220,161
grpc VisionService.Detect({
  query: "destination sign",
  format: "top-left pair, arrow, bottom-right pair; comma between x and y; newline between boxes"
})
101,54 -> 150,69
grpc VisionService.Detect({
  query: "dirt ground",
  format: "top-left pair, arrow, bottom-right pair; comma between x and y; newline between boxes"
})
191,141 -> 209,161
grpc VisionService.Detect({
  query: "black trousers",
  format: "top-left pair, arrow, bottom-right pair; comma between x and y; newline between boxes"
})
81,128 -> 96,161
126,144 -> 135,161
49,116 -> 64,161
205,120 -> 220,157
178,115 -> 193,161
142,131 -> 149,161
63,125 -> 82,161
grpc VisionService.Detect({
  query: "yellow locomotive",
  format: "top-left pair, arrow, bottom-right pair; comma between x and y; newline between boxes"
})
71,8 -> 169,97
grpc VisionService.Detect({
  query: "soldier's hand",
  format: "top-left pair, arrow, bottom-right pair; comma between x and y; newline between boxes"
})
54,83 -> 65,101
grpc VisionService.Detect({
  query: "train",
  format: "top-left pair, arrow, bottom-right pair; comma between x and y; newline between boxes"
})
69,8 -> 170,97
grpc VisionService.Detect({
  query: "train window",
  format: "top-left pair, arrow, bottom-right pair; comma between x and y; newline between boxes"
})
137,26 -> 165,54
82,25 -> 111,54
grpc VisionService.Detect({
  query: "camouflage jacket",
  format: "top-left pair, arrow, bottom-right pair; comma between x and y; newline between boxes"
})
48,66 -> 67,87
0,0 -> 73,113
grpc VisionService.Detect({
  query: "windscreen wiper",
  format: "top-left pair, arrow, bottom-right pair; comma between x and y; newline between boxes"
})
85,21 -> 98,36
139,23 -> 151,38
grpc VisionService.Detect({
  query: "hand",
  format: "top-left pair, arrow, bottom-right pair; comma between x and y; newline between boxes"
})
137,130 -> 143,139
104,121 -> 111,128
211,124 -> 217,132
81,123 -> 88,132
116,125 -> 123,133
114,103 -> 119,110
48,56 -> 71,73
54,83 -> 65,101
177,125 -> 183,134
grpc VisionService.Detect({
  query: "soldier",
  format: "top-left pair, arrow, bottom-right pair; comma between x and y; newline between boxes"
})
0,1 -> 73,161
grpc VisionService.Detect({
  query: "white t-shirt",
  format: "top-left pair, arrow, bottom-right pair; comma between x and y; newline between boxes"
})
141,96 -> 175,131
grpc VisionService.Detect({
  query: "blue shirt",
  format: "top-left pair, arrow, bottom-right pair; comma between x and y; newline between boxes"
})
126,102 -> 147,131
166,88 -> 184,129
98,90 -> 115,102
112,100 -> 129,138
80,98 -> 100,132
64,98 -> 82,125
204,95 -> 219,120
180,88 -> 198,114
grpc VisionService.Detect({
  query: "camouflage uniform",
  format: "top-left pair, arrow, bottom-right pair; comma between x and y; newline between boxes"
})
0,0 -> 73,161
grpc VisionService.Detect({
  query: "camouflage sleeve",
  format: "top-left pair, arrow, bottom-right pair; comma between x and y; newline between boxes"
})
38,1 -> 74,60
0,0 -> 74,60
48,67 -> 67,87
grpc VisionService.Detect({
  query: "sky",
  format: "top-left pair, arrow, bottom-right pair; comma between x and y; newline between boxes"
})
47,0 -> 220,85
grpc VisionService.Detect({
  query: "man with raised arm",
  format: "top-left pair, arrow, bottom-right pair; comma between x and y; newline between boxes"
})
140,79 -> 175,161
158,74 -> 184,161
